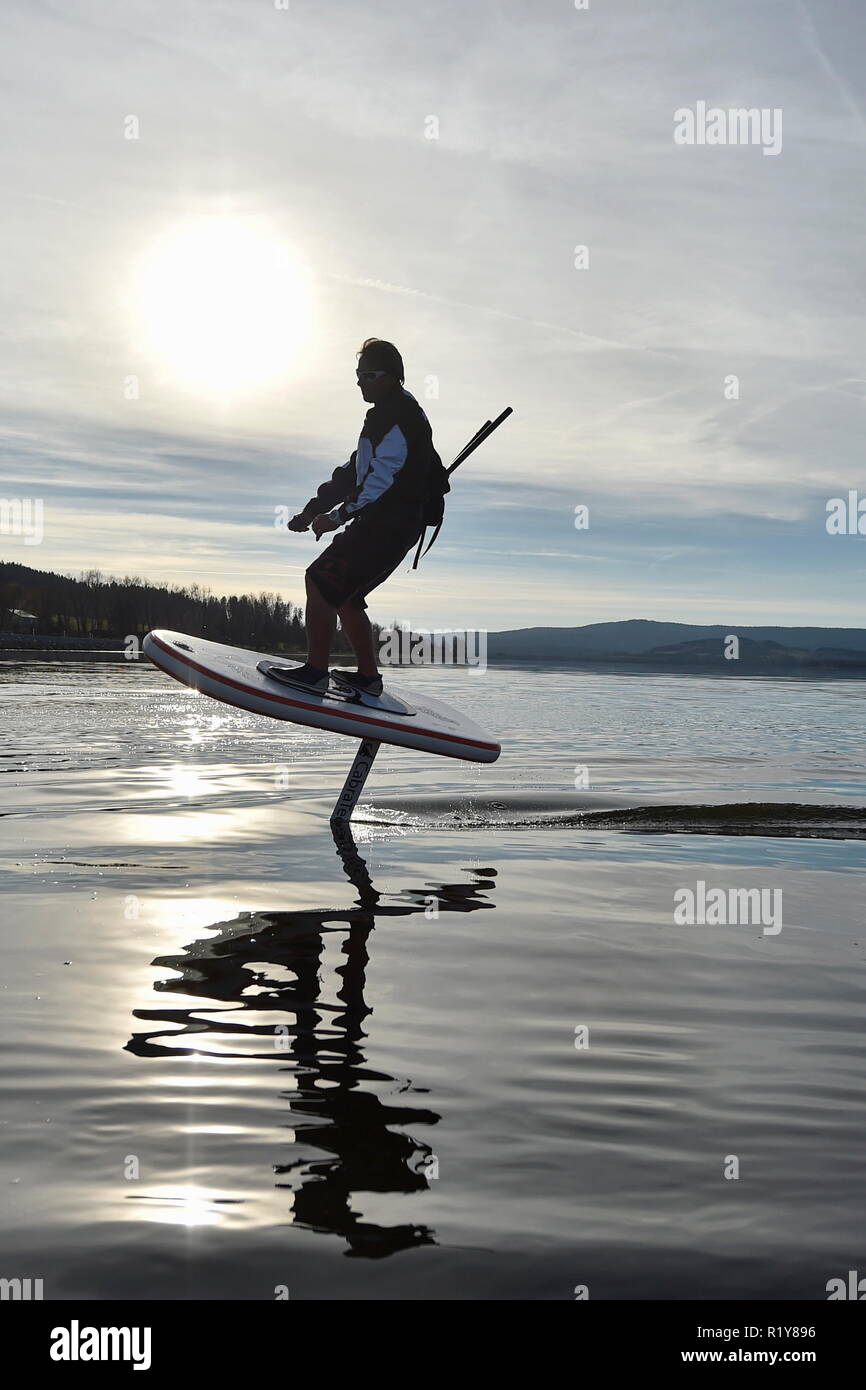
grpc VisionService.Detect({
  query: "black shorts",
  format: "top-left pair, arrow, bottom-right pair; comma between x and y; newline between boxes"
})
306,507 -> 425,611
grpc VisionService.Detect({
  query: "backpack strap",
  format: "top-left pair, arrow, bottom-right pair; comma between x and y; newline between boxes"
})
412,520 -> 443,569
412,529 -> 426,570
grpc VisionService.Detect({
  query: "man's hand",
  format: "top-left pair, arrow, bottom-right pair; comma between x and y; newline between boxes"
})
287,513 -> 311,532
311,512 -> 340,539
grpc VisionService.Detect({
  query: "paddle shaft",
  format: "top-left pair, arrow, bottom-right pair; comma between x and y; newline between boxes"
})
447,406 -> 513,476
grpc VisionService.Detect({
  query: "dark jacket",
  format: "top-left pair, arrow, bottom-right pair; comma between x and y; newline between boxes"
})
302,387 -> 435,526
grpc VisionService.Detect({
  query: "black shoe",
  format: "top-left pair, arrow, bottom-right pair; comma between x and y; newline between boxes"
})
267,662 -> 329,693
331,668 -> 384,698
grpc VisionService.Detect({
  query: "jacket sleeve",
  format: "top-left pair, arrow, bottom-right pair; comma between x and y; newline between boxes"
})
337,425 -> 408,522
301,455 -> 357,517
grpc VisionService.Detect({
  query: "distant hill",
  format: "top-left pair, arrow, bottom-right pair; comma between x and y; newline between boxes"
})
488,620 -> 866,656
486,621 -> 866,674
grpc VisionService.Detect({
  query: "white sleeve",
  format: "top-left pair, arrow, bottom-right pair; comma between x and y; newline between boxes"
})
343,425 -> 408,515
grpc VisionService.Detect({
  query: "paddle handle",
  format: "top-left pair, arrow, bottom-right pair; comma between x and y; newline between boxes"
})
447,406 -> 513,476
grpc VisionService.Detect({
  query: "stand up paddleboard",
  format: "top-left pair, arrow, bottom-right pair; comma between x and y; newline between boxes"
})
143,629 -> 500,822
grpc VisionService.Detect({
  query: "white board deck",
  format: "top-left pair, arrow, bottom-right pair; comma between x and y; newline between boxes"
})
143,629 -> 501,764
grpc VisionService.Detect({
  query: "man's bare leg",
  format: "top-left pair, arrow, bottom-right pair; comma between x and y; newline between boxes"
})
336,603 -> 379,677
304,574 -> 337,669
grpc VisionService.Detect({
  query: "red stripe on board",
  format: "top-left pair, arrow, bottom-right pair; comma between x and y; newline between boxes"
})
146,633 -> 499,755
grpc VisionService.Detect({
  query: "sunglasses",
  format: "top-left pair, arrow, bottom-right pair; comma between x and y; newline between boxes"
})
356,369 -> 388,382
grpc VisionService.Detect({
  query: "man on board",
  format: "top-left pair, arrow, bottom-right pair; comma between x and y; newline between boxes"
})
286,338 -> 437,696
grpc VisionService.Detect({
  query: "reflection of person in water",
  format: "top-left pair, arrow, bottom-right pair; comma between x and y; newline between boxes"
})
274,905 -> 440,1258
126,851 -> 496,1259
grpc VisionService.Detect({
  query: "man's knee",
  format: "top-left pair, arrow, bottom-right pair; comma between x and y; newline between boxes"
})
337,599 -> 365,620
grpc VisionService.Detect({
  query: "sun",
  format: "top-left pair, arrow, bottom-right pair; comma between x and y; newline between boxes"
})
131,215 -> 314,394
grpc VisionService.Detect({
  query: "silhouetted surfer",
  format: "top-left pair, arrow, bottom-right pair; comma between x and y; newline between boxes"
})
286,338 -> 440,696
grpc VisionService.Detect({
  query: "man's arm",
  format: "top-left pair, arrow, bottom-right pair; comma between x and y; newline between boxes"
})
335,425 -> 408,523
290,455 -> 357,529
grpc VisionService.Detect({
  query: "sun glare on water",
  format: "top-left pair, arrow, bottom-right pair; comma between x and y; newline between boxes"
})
132,216 -> 314,395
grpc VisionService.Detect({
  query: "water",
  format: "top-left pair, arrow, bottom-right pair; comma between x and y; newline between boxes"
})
1,658 -> 864,1299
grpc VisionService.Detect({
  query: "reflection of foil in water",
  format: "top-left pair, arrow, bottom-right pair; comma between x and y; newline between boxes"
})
126,853 -> 496,1259
356,794 -> 866,839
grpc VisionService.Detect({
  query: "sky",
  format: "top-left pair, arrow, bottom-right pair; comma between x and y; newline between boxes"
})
1,0 -> 865,632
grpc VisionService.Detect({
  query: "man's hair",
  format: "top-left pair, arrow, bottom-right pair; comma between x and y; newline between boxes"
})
357,337 -> 404,382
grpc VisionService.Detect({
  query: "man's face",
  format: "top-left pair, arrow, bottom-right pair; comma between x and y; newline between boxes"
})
356,362 -> 396,403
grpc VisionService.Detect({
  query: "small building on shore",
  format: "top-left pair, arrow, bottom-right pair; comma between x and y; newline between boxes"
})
1,608 -> 38,635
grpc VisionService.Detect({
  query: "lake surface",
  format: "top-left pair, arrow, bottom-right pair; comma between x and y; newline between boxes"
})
1,658 -> 864,1299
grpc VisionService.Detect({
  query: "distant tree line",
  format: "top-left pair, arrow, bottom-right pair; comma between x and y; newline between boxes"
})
0,561 -> 359,652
